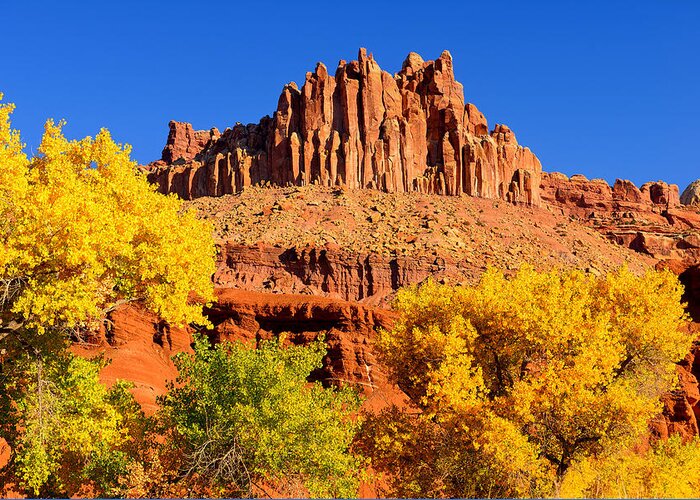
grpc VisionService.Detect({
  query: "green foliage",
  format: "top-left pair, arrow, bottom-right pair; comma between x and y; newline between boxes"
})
159,335 -> 362,498
361,266 -> 695,497
0,347 -> 144,496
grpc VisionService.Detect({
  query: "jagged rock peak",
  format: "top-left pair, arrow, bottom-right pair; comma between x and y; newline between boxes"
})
681,180 -> 700,206
145,48 -> 543,206
402,51 -> 424,71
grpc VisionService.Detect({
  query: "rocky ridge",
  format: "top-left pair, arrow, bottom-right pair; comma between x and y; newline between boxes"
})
144,49 -> 542,206
541,172 -> 680,217
541,172 -> 700,269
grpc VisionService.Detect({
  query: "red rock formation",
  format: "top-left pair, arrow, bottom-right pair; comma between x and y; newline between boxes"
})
72,290 -> 403,414
651,339 -> 700,442
539,172 -> 700,265
161,121 -> 217,164
642,180 -> 681,207
144,49 -> 542,206
541,172 -> 680,218
681,180 -> 700,206
71,303 -> 192,414
205,288 -> 404,409
213,242 -> 460,306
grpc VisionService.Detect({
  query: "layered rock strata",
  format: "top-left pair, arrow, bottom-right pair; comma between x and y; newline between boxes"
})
73,290 -> 403,413
540,172 -> 680,218
144,49 -> 542,205
213,242 -> 460,306
205,288 -> 403,409
540,172 -> 700,266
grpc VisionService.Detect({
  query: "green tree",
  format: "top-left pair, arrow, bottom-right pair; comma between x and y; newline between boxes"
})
159,335 -> 363,498
0,348 -> 145,496
360,266 -> 695,497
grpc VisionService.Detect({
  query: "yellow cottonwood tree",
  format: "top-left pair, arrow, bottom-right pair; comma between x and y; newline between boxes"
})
559,435 -> 700,498
0,94 -> 215,336
361,266 -> 694,497
0,95 -> 216,495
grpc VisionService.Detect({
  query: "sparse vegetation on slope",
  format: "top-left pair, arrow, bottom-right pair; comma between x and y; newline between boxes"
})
187,185 -> 653,283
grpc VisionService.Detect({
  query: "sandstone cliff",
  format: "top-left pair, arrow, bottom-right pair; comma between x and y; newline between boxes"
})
144,49 -> 542,205
74,289 -> 403,414
540,172 -> 680,218
539,172 -> 700,269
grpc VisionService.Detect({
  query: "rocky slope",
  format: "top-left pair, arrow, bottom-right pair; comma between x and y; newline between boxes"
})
143,49 -> 541,205
185,185 -> 653,306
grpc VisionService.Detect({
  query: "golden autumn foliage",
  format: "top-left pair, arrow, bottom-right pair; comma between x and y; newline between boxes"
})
559,435 -> 700,498
0,95 -> 215,495
0,94 -> 215,334
361,266 -> 695,497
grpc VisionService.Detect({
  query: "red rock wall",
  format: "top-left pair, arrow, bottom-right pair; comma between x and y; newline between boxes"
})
213,242 -> 456,307
71,303 -> 193,414
144,49 -> 542,206
651,339 -> 700,442
538,172 -> 700,264
205,288 -> 404,409
540,172 -> 680,218
73,290 -> 404,414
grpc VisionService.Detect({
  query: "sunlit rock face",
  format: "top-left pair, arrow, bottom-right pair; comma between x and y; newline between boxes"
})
143,48 -> 542,206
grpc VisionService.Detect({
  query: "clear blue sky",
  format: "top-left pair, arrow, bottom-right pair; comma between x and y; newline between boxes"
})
4,1 -> 699,190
